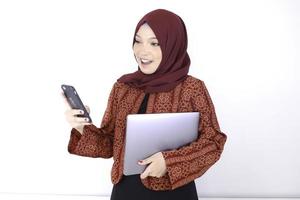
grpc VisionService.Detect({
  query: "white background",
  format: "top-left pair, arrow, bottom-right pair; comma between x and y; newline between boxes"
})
0,0 -> 299,199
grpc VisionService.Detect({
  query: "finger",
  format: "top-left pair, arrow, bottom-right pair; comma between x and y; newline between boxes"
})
140,166 -> 151,179
84,105 -> 90,114
75,116 -> 90,123
82,122 -> 92,126
71,109 -> 85,116
140,157 -> 153,165
66,110 -> 84,121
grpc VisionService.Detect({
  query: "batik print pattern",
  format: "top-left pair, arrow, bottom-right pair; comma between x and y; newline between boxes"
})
67,75 -> 227,191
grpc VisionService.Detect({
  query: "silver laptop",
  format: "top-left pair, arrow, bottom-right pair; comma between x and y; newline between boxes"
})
123,112 -> 200,176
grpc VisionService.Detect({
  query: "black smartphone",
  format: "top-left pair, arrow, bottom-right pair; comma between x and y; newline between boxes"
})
61,84 -> 93,123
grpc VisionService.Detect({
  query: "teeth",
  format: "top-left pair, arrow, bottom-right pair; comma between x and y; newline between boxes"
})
141,58 -> 152,64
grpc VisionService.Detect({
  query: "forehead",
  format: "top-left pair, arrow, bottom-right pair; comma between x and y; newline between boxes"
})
136,23 -> 157,38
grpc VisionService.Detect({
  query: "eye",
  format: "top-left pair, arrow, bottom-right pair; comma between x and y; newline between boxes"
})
151,42 -> 160,46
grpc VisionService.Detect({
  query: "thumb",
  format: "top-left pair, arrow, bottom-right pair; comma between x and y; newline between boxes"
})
139,158 -> 152,165
84,105 -> 90,114
140,166 -> 151,179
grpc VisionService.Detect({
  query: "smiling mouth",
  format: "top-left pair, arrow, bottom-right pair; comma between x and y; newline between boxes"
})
140,58 -> 153,65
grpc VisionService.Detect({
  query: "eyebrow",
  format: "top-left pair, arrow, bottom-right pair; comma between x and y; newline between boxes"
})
135,34 -> 158,40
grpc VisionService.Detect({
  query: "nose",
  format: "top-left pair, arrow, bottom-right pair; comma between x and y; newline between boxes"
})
137,43 -> 151,54
139,52 -> 150,58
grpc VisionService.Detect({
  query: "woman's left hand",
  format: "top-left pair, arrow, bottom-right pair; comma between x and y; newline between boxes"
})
138,152 -> 167,179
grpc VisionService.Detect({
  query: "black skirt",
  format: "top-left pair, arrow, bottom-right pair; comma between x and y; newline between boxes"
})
110,174 -> 198,200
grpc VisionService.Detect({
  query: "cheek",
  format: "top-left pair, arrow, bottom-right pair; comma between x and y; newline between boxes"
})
133,46 -> 138,55
133,49 -> 140,63
155,50 -> 162,62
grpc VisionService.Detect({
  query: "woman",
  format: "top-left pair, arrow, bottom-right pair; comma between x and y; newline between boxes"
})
62,9 -> 227,200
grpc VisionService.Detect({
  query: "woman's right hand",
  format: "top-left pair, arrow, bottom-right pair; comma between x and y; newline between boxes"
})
61,92 -> 92,134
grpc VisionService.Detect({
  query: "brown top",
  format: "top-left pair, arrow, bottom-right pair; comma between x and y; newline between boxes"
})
67,74 -> 227,191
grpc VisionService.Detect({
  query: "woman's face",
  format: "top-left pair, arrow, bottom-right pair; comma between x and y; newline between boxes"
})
133,23 -> 162,74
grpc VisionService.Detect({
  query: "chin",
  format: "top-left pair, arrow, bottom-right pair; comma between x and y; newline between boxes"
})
140,66 -> 158,75
138,66 -> 149,74
140,69 -> 153,75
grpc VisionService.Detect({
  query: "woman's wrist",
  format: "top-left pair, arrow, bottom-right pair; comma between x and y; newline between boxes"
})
75,126 -> 84,135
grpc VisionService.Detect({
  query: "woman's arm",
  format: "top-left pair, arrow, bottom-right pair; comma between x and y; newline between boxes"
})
67,82 -> 119,158
162,80 -> 228,190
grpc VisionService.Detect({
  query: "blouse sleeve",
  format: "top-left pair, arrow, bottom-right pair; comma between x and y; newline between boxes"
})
161,80 -> 228,190
67,82 -> 119,158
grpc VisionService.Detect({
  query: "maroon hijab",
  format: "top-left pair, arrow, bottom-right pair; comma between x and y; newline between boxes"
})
117,9 -> 190,93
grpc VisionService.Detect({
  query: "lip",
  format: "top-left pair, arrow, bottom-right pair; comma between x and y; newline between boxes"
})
140,61 -> 152,68
139,57 -> 152,61
139,58 -> 153,67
